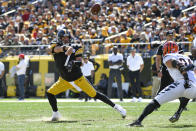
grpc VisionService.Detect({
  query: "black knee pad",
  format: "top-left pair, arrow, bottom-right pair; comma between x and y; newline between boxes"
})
94,91 -> 102,99
179,97 -> 190,103
151,99 -> 161,109
46,92 -> 55,97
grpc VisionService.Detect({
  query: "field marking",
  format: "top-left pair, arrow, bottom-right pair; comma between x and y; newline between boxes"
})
0,99 -> 180,103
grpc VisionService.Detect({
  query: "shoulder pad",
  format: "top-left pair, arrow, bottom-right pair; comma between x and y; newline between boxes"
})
163,54 -> 176,64
49,41 -> 57,49
74,45 -> 83,56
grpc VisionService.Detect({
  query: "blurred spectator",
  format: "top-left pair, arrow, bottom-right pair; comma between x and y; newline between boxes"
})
81,54 -> 95,101
126,47 -> 144,102
151,4 -> 161,17
0,16 -> 9,30
0,61 -> 5,98
96,73 -> 108,95
108,46 -> 123,101
151,55 -> 161,98
16,54 -> 27,100
0,0 -> 194,56
120,34 -> 131,53
172,4 -> 182,18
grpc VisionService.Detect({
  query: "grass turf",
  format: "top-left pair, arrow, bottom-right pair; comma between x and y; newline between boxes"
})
0,99 -> 196,131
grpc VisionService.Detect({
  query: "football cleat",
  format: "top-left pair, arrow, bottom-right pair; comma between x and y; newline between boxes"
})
127,120 -> 143,127
169,112 -> 181,123
114,104 -> 126,119
51,111 -> 62,121
138,97 -> 142,102
131,97 -> 137,102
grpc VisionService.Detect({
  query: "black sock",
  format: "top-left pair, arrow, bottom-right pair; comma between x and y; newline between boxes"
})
94,92 -> 115,107
47,92 -> 58,112
138,99 -> 160,122
176,97 -> 189,114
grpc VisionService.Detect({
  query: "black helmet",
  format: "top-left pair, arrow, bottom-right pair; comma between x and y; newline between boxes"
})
57,29 -> 70,42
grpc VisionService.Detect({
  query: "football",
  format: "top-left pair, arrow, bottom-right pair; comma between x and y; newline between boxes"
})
91,3 -> 101,15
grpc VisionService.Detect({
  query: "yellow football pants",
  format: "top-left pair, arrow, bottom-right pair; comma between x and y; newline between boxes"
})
47,76 -> 97,97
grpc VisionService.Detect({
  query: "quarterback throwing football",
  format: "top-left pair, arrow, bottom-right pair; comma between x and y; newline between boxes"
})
47,29 -> 126,121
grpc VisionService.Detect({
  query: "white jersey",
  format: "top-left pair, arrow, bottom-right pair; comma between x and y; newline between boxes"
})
163,53 -> 196,82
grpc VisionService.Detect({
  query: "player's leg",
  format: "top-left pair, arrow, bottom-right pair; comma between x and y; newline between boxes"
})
170,81 -> 196,123
169,97 -> 189,123
127,99 -> 160,127
128,81 -> 184,126
74,76 -> 126,118
159,69 -> 189,122
47,77 -> 71,121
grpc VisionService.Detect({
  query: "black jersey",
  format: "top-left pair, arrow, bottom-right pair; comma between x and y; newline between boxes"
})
50,41 -> 83,81
156,43 -> 167,73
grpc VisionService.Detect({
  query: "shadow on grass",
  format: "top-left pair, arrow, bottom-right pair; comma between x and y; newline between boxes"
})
46,120 -> 78,123
45,119 -> 96,124
158,124 -> 196,128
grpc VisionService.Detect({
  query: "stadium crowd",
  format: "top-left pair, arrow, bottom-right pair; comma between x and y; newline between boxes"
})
0,0 -> 195,57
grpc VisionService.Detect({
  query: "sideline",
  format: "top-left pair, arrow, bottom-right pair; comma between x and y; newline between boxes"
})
0,98 -> 180,103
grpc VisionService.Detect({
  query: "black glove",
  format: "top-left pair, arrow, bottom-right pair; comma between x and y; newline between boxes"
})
184,80 -> 190,89
183,72 -> 190,89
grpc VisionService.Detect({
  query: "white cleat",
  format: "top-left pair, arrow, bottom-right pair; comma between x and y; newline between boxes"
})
51,111 -> 62,121
138,97 -> 142,102
114,104 -> 126,119
131,97 -> 137,102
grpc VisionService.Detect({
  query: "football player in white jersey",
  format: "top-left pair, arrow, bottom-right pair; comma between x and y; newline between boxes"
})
127,42 -> 196,127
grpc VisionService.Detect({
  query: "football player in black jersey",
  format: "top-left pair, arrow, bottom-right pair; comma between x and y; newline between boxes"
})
156,31 -> 190,123
46,29 -> 126,121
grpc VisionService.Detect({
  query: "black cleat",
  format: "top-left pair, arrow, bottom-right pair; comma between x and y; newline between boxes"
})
127,120 -> 143,127
169,112 -> 181,123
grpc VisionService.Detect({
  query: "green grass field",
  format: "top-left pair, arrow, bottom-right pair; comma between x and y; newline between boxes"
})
0,99 -> 196,131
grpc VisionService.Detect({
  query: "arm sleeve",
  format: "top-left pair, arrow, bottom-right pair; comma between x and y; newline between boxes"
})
156,45 -> 163,56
